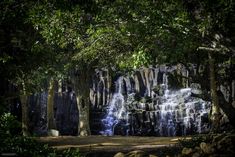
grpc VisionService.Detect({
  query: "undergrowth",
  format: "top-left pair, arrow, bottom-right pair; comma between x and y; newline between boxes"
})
0,112 -> 80,157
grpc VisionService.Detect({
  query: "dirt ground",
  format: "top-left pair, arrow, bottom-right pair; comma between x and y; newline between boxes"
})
37,135 -> 187,155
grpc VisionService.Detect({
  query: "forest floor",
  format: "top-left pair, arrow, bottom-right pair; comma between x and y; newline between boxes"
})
37,135 -> 187,156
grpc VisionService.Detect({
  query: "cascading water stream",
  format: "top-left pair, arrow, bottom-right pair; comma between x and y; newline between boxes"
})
158,87 -> 209,136
100,77 -> 126,135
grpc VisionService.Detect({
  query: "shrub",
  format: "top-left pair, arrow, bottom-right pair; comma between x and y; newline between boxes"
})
179,134 -> 213,148
0,112 -> 21,138
0,112 -> 80,156
61,148 -> 80,157
1,136 -> 56,157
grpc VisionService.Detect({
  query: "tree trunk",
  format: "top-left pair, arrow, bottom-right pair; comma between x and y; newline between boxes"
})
217,90 -> 235,128
216,57 -> 235,128
208,52 -> 221,132
20,83 -> 29,136
76,92 -> 91,136
73,67 -> 92,136
47,79 -> 56,130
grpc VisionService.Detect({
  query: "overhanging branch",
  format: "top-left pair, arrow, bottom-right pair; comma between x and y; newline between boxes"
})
197,47 -> 221,52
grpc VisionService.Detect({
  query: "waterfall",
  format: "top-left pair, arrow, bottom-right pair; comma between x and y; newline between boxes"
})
100,77 -> 126,135
98,66 -> 211,136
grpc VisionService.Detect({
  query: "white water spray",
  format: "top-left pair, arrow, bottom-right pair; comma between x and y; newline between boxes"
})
100,77 -> 126,135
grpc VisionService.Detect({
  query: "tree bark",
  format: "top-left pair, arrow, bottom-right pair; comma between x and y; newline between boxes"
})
76,92 -> 91,136
216,57 -> 235,128
47,79 -> 56,130
73,67 -> 92,136
208,52 -> 221,132
20,82 -> 29,136
217,90 -> 235,128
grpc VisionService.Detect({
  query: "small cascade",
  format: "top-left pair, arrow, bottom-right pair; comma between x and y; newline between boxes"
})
100,77 -> 127,135
158,87 -> 210,136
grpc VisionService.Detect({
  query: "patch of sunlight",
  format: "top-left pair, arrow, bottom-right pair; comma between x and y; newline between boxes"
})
170,137 -> 191,142
99,143 -> 123,146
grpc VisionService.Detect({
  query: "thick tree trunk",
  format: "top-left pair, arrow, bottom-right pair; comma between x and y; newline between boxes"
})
76,93 -> 91,136
217,57 -> 235,128
47,79 -> 56,130
208,52 -> 221,132
217,90 -> 235,128
20,83 -> 29,136
73,67 -> 92,136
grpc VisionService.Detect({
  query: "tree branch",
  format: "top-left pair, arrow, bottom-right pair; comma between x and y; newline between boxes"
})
197,46 -> 221,52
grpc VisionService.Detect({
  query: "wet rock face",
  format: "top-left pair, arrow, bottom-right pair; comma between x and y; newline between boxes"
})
28,86 -> 79,136
90,69 -> 111,110
91,65 -> 211,136
28,92 -> 48,135
54,90 -> 79,135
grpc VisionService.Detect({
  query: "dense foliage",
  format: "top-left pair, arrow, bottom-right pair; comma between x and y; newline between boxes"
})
1,0 -> 234,94
0,113 -> 80,156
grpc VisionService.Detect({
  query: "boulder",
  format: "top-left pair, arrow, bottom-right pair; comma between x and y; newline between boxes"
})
113,152 -> 125,157
200,142 -> 215,154
126,150 -> 148,157
190,83 -> 202,95
47,129 -> 59,136
181,147 -> 193,155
